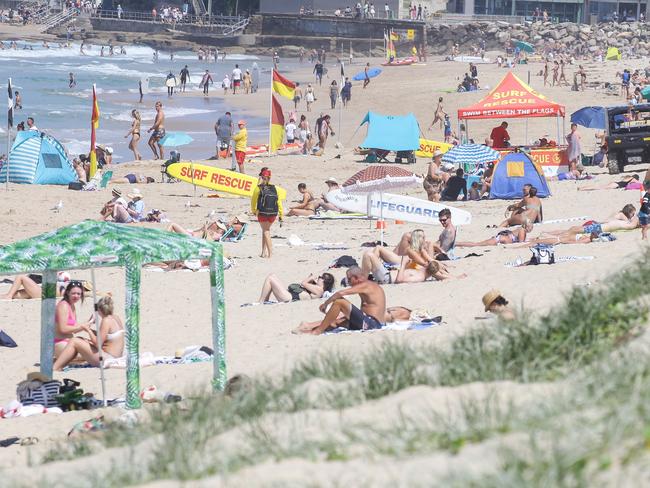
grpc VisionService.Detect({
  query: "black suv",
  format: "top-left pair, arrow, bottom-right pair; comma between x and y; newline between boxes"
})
606,103 -> 650,174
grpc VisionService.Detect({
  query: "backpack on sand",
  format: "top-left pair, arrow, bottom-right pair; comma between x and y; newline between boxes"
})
257,185 -> 279,216
529,243 -> 555,265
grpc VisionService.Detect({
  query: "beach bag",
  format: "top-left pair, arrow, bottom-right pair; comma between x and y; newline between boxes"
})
329,255 -> 358,268
529,244 -> 555,265
0,330 -> 17,348
257,185 -> 279,216
68,182 -> 84,191
17,379 -> 61,408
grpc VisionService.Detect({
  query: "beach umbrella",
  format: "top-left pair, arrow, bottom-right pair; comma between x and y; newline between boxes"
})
441,143 -> 501,170
514,40 -> 534,53
571,106 -> 607,129
342,166 -> 422,242
159,132 -> 193,147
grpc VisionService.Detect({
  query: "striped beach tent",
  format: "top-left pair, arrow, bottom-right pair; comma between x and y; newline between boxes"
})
0,131 -> 76,185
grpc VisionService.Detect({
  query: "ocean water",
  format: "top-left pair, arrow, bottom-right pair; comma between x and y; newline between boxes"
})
1,42 -> 272,162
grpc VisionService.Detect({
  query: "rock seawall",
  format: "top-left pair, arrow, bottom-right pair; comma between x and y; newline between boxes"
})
427,21 -> 650,56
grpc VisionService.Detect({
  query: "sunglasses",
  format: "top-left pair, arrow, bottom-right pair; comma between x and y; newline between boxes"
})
439,217 -> 448,223
69,280 -> 83,287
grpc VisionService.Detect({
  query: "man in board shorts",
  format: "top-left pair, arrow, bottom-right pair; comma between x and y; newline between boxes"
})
294,266 -> 386,334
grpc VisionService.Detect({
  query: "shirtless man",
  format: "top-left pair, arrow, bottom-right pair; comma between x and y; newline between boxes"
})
147,101 -> 165,160
430,208 -> 456,257
287,183 -> 318,216
295,266 -> 386,334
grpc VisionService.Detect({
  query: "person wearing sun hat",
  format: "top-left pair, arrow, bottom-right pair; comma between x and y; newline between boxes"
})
231,119 -> 248,174
482,289 -> 515,321
251,167 -> 283,258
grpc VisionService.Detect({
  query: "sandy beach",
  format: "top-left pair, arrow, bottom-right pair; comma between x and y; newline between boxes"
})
1,35 -> 649,484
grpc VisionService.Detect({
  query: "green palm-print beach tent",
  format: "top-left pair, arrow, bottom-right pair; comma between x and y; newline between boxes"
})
0,220 -> 226,409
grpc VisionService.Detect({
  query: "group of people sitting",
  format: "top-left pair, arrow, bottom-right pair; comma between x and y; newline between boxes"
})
285,178 -> 343,216
423,150 -> 495,202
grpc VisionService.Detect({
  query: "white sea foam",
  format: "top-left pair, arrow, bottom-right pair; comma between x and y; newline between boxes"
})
110,107 -> 216,122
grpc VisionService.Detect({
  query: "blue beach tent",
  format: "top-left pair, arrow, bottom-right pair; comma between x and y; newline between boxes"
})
360,112 -> 420,151
489,151 -> 550,199
0,131 -> 76,185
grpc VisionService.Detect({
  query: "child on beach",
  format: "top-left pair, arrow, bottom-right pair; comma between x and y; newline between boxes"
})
639,181 -> 650,240
468,182 -> 480,201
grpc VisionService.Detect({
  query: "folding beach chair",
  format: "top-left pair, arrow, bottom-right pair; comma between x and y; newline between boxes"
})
221,223 -> 248,242
99,170 -> 113,189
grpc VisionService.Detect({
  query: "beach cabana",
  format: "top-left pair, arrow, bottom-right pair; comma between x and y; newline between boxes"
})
0,221 -> 226,409
359,111 -> 420,152
0,131 -> 76,185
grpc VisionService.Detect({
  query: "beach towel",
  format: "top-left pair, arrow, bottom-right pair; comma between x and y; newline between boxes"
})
309,211 -> 367,220
505,255 -> 594,267
325,318 -> 443,334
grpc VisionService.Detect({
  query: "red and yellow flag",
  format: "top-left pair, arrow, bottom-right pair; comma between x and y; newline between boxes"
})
270,94 -> 285,153
89,84 -> 100,178
272,69 -> 296,100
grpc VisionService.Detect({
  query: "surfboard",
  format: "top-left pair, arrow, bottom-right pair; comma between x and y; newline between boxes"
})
352,67 -> 382,81
166,162 -> 287,199
165,78 -> 177,88
326,190 -> 471,226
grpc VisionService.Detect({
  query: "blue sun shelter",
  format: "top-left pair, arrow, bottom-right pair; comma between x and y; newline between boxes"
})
0,131 -> 76,185
490,151 -> 551,199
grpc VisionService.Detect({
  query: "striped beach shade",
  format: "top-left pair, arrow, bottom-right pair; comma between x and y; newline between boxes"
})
441,143 -> 501,168
0,220 -> 226,409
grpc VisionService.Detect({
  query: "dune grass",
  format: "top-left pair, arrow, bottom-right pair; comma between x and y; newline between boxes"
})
32,249 -> 650,486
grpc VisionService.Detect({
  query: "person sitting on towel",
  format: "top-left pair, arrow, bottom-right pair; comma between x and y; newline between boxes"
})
167,214 -> 247,241
54,295 -> 124,370
294,266 -> 386,335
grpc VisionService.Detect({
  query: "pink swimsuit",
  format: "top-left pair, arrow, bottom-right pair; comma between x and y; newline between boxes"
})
54,301 -> 76,344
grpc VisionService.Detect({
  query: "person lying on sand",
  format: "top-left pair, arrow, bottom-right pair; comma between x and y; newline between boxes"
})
2,273 -> 68,300
258,272 -> 335,303
482,289 -> 516,321
167,215 -> 247,241
286,183 -> 320,217
500,185 -> 543,227
577,174 -> 640,191
542,207 -> 638,237
457,221 -> 533,247
54,295 -> 124,371
362,254 -> 463,283
110,173 -> 156,184
294,266 -> 386,335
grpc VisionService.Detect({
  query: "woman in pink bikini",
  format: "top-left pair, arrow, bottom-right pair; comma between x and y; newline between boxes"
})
54,295 -> 124,370
54,281 -> 93,359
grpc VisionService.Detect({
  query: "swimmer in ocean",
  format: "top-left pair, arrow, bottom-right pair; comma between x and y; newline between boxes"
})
69,72 -> 76,89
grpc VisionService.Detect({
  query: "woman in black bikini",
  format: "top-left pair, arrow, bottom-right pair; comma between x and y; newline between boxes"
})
457,221 -> 533,247
577,174 -> 639,191
125,109 -> 142,161
258,272 -> 335,303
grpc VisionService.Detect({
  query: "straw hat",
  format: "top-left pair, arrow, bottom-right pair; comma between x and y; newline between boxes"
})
112,188 -> 122,197
26,372 -> 50,383
482,289 -> 503,311
127,188 -> 143,199
325,177 -> 338,185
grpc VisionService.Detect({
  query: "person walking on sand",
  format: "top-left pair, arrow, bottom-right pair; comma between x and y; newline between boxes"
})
243,69 -> 252,94
232,64 -> 242,94
566,123 -> 582,172
552,61 -> 559,86
179,65 -> 190,92
543,60 -> 549,86
363,63 -> 371,88
125,109 -> 142,161
305,83 -> 315,112
147,101 -> 165,160
215,111 -> 233,162
200,69 -> 213,96
316,114 -> 334,155
329,80 -> 338,109
313,61 -> 324,86
293,82 -> 303,110
294,266 -> 386,334
232,120 -> 248,173
251,167 -> 283,258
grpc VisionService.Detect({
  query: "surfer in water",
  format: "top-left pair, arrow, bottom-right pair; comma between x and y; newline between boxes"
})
179,65 -> 190,92
138,80 -> 143,103
69,72 -> 76,89
166,71 -> 177,97
200,70 -> 213,96
147,101 -> 165,160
